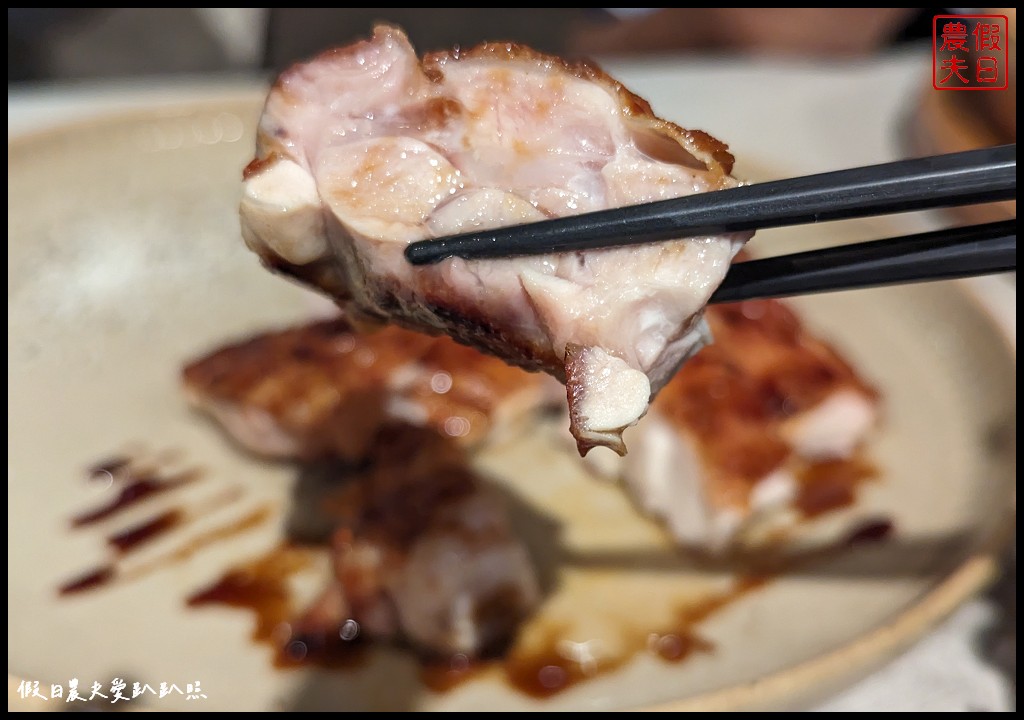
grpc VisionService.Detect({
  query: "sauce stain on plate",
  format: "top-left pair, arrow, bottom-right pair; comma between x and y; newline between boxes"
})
57,450 -> 272,596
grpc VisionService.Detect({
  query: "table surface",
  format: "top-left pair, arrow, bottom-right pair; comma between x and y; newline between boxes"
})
7,48 -> 1016,712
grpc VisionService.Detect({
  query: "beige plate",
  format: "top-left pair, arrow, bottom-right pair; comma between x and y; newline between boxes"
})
7,98 -> 1016,712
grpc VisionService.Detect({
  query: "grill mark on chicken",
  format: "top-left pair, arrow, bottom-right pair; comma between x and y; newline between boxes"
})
664,302 -> 878,464
182,316 -> 559,461
616,299 -> 881,547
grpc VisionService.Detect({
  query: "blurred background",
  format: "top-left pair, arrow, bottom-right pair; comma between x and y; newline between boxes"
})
9,8 -> 1014,183
7,7 -> 1016,713
8,8 -> 946,83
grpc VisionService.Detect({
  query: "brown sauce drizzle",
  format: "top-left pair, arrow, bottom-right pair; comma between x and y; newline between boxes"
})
502,576 -> 767,698
185,544 -> 368,668
57,505 -> 272,598
72,469 -> 200,527
58,566 -> 116,596
795,457 -> 878,518
419,658 -> 488,693
187,545 -> 309,643
107,509 -> 184,554
66,443 -> 889,701
502,630 -> 715,696
190,552 -> 770,699
87,456 -> 132,481
844,517 -> 895,546
177,457 -> 889,700
129,505 -> 274,570
58,451 -> 275,599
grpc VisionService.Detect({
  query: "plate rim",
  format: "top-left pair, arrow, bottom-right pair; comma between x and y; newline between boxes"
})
647,275 -> 1017,712
7,104 -> 1018,712
6,89 -> 268,147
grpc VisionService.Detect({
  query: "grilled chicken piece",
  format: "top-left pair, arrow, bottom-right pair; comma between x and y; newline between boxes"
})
240,24 -> 750,456
584,299 -> 880,549
182,317 -> 559,461
290,425 -> 540,658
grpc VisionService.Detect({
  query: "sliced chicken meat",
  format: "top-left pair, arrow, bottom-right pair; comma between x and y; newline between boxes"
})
583,299 -> 881,549
240,24 -> 750,455
289,424 -> 541,659
184,302 -> 878,552
181,317 -> 560,461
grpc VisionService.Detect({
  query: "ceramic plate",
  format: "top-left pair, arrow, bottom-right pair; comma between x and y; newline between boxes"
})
7,98 -> 1016,711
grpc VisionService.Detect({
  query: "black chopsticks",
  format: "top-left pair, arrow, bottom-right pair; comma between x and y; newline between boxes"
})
404,144 -> 1016,265
709,220 -> 1016,304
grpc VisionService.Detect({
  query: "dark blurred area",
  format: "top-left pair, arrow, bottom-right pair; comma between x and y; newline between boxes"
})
6,6 -> 1015,713
8,8 -> 268,82
9,8 -> 942,84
